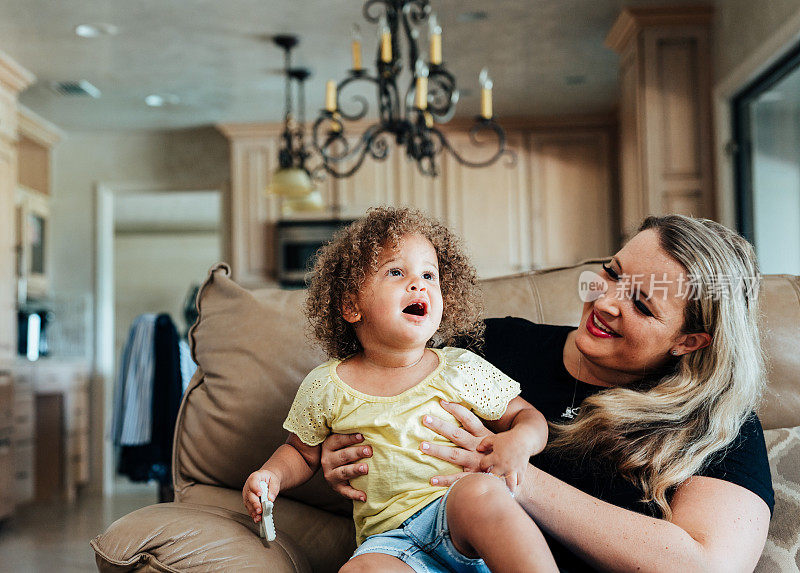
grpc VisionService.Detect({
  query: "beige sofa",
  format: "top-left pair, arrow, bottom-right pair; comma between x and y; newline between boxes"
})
92,262 -> 800,572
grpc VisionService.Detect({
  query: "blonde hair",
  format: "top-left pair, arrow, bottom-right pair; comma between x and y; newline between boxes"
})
305,206 -> 484,359
550,215 -> 764,520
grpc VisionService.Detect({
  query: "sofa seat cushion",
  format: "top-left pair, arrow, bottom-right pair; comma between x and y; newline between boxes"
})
91,502 -> 310,573
755,426 -> 800,572
176,483 -> 356,572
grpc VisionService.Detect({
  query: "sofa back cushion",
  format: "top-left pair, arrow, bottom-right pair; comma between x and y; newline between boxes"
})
175,263 -> 349,514
482,268 -> 800,430
174,262 -> 800,508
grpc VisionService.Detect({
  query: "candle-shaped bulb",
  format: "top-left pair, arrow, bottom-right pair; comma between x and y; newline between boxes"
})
429,13 -> 442,65
379,15 -> 392,63
325,80 -> 337,112
351,24 -> 362,70
479,68 -> 493,119
415,59 -> 429,109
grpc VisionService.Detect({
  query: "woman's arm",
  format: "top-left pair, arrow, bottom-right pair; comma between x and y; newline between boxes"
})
518,465 -> 769,572
423,401 -> 770,573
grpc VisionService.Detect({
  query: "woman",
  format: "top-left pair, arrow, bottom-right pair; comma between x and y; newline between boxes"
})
320,215 -> 774,571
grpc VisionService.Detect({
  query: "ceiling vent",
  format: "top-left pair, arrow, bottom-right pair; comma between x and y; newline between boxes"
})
50,80 -> 102,98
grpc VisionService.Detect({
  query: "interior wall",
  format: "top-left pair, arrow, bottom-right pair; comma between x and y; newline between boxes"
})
712,0 -> 800,228
51,128 -> 228,297
114,231 -> 220,374
50,127 -> 229,492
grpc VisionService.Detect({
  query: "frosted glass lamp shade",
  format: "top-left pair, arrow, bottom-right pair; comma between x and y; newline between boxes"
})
281,190 -> 325,216
267,167 -> 314,198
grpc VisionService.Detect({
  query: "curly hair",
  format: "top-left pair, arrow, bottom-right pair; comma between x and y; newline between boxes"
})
305,206 -> 484,359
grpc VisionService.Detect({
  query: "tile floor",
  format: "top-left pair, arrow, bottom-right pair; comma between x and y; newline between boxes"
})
0,487 -> 157,572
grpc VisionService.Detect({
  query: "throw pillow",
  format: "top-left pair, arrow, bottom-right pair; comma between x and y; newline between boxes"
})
176,263 -> 350,515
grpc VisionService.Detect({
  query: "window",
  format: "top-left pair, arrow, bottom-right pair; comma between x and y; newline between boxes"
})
733,44 -> 800,274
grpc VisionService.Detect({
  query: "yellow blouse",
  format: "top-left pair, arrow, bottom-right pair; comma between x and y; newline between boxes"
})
282,346 -> 520,545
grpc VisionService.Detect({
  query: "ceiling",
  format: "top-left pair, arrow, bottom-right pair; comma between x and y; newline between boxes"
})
0,0 -> 710,132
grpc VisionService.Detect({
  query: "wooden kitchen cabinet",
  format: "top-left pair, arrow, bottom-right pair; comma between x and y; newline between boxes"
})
442,130 -> 530,278
11,365 -> 34,503
219,114 -> 618,285
0,371 -> 13,519
0,53 -> 35,361
10,359 -> 90,504
606,6 -> 715,240
15,107 -> 62,301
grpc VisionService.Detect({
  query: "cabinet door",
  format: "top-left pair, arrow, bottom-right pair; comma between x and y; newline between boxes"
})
327,137 -> 401,217
618,44 -> 645,241
0,375 -> 13,518
442,131 -> 530,279
530,132 -> 615,267
18,187 -> 50,299
229,140 -> 279,287
0,145 -> 16,359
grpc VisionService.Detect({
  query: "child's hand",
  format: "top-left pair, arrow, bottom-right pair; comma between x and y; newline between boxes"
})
243,469 -> 281,523
476,431 -> 531,493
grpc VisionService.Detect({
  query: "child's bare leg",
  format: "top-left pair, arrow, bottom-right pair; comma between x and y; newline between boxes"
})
339,553 -> 415,573
446,473 -> 558,573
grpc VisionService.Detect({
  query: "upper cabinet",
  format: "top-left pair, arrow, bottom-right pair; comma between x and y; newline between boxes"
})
0,52 -> 35,360
606,6 -> 714,241
17,108 -> 61,196
219,116 -> 617,286
15,107 -> 62,301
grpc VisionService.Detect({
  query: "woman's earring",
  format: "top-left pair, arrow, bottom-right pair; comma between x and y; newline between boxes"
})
671,349 -> 679,356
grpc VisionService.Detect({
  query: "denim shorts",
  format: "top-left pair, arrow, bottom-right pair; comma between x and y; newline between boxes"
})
350,488 -> 490,573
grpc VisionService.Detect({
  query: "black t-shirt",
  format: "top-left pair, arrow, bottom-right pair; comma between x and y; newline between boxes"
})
479,317 -> 775,571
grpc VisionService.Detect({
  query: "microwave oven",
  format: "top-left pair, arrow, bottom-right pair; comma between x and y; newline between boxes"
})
276,219 -> 356,287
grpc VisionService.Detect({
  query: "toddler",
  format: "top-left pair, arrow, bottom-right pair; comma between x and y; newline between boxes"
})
243,207 -> 556,572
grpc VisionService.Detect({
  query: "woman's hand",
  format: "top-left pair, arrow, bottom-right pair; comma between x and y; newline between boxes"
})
419,400 -> 495,486
320,432 -> 372,502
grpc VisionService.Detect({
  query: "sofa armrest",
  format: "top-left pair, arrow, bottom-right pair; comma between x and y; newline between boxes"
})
91,502 -> 310,573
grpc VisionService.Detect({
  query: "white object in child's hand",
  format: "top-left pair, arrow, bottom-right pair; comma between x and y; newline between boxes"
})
258,480 -> 276,541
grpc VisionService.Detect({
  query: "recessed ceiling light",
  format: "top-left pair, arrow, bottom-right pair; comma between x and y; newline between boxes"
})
457,11 -> 489,23
75,23 -> 119,38
145,94 -> 180,107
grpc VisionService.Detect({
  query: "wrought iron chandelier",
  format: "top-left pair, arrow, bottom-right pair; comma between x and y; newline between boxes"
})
312,0 -> 513,178
267,35 -> 323,211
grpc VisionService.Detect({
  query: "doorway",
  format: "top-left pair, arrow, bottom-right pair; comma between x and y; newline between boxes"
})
95,183 -> 223,495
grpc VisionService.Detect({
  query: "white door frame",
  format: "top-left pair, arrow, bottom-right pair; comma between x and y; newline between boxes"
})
713,10 -> 800,229
94,181 -> 222,495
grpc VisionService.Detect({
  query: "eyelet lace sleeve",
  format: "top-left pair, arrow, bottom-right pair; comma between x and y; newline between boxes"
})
282,365 -> 337,446
445,348 -> 521,420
